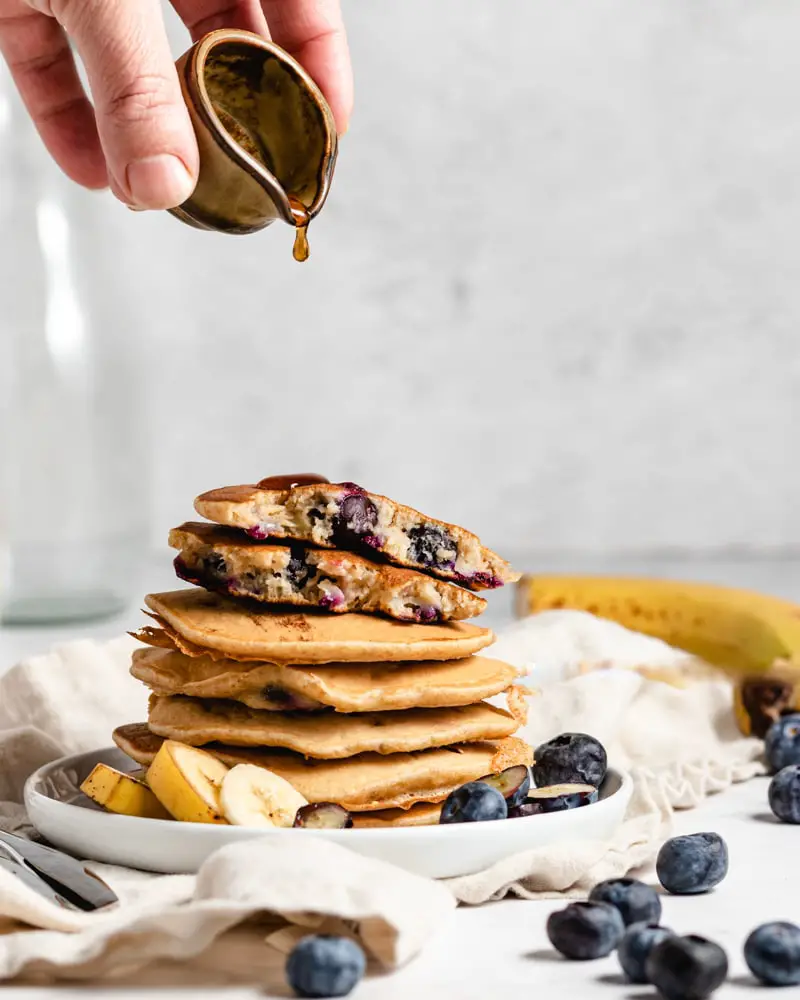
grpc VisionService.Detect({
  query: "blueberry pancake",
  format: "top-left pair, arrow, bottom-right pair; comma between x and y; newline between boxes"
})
131,646 -> 523,712
147,694 -> 519,758
170,522 -> 486,623
142,590 -> 495,664
194,478 -> 518,590
113,723 -> 533,812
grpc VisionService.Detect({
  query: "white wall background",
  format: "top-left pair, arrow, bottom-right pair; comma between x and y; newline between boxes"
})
8,0 -> 800,562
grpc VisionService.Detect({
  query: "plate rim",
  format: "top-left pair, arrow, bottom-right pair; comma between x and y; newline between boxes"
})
25,746 -> 633,841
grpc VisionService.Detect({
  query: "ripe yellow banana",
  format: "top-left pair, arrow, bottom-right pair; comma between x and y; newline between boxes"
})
80,764 -> 171,820
146,741 -> 230,824
517,574 -> 800,736
516,574 -> 800,675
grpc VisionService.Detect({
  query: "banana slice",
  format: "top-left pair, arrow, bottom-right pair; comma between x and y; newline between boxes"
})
146,740 -> 229,824
80,763 -> 171,820
220,764 -> 308,828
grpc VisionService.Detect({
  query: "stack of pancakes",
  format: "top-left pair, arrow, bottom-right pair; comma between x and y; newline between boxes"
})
115,476 -> 530,827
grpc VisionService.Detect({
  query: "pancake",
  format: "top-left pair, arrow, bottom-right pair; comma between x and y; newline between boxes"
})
147,694 -> 519,758
112,723 -> 533,812
352,802 -> 442,827
169,522 -> 486,623
131,646 -> 522,712
143,590 -> 494,663
194,479 -> 519,590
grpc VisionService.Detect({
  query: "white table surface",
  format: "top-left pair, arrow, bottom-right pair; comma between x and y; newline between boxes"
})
0,554 -> 797,998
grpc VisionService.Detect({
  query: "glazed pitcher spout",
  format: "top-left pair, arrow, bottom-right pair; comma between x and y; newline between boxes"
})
170,29 -> 338,246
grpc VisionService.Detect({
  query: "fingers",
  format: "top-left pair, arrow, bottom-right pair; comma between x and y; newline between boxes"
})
1,0 -> 351,208
54,0 -> 198,209
260,0 -> 352,133
0,7 -> 106,188
169,0 -> 268,41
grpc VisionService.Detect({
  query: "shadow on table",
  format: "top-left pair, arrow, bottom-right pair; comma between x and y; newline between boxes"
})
728,973 -> 760,988
749,811 -> 779,824
522,948 -> 566,963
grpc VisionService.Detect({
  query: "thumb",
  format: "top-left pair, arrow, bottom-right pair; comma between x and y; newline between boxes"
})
55,0 -> 198,209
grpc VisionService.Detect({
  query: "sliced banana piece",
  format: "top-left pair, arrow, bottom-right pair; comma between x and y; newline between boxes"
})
220,764 -> 308,828
80,763 -> 171,820
146,740 -> 229,824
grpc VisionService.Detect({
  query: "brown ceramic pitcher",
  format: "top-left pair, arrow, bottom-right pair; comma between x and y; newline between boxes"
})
170,28 -> 338,245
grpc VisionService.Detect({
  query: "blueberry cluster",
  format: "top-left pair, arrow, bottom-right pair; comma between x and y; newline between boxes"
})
438,731 -> 607,824
547,880 -> 732,998
765,714 -> 800,824
543,828 -> 800,997
282,716 -> 800,998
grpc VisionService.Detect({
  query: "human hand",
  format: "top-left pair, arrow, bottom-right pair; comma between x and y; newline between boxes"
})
0,0 -> 352,209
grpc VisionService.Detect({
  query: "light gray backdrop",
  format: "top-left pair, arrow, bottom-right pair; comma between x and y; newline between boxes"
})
88,2 -> 800,558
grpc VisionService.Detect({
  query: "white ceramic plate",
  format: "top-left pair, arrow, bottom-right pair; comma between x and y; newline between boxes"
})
25,747 -> 633,879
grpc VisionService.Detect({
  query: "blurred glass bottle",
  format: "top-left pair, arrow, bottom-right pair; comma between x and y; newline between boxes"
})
0,63 -> 148,623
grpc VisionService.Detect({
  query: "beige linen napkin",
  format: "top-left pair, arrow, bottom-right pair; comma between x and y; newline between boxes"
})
0,613 -> 765,981
447,610 -> 765,902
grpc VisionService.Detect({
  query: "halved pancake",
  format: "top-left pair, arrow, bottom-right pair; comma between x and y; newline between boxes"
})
143,590 -> 494,663
112,724 -> 532,811
147,694 -> 519,758
169,523 -> 486,623
131,646 -> 522,713
194,479 -> 519,590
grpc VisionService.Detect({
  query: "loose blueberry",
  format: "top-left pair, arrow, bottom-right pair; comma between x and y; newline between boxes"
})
546,901 -> 625,960
477,765 -> 531,807
469,571 -> 504,589
744,921 -> 800,986
765,714 -> 800,773
768,764 -> 800,823
407,525 -> 457,569
589,878 -> 662,926
646,934 -> 728,1000
618,923 -> 675,983
285,934 -> 365,998
509,783 -> 598,816
294,803 -> 353,830
532,733 -> 607,788
656,832 -> 728,895
439,782 -> 508,824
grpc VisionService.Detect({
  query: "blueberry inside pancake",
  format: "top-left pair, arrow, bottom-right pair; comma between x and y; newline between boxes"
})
169,522 -> 486,622
193,480 -> 518,590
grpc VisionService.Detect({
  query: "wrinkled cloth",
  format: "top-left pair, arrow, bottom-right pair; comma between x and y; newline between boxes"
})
0,615 -> 765,981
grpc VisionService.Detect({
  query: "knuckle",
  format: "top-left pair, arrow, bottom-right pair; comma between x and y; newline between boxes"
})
103,73 -> 178,124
